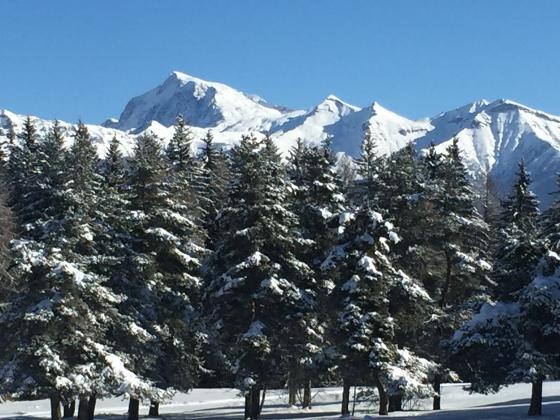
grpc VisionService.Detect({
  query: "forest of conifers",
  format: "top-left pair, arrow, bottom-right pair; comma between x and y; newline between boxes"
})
0,115 -> 558,420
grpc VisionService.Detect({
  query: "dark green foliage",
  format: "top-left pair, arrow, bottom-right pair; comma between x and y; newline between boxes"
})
286,137 -> 344,392
0,121 -> 126,402
494,160 -> 541,300
197,130 -> 230,246
121,132 -> 204,394
205,134 -> 315,412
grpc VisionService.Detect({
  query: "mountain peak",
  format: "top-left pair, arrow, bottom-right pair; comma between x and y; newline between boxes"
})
318,95 -> 359,113
107,70 -> 289,132
325,94 -> 343,102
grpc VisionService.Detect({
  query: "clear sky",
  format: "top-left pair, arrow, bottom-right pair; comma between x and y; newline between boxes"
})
1,0 -> 559,124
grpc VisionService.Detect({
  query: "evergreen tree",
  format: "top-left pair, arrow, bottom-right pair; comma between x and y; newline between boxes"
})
450,160 -> 551,416
166,114 -> 194,170
402,138 -> 492,409
450,166 -> 558,416
197,130 -> 229,246
375,143 -> 437,411
494,160 -> 541,299
542,172 -> 560,253
285,137 -> 343,407
352,127 -> 384,207
0,122 -> 133,420
116,132 -> 204,418
324,206 -> 433,415
8,116 -> 42,223
103,135 -> 125,188
205,134 -> 314,419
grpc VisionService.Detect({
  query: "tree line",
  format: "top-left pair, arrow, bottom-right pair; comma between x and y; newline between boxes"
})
0,116 -> 558,419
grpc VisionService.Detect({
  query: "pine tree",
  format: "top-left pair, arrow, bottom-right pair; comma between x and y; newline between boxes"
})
166,114 -> 194,171
205,134 -> 313,419
285,137 -> 343,407
403,138 -> 492,409
324,205 -> 433,415
494,160 -> 541,299
197,130 -> 229,246
450,165 -> 558,416
116,132 -> 204,418
8,116 -> 42,224
376,143 -> 436,411
352,127 -> 384,207
0,122 -> 132,420
542,172 -> 560,252
103,135 -> 125,188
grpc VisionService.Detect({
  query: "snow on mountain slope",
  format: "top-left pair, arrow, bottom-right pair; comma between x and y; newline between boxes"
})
105,71 -> 294,133
3,71 -> 560,207
0,109 -> 137,157
328,101 -> 431,156
415,99 -> 560,206
271,95 -> 360,154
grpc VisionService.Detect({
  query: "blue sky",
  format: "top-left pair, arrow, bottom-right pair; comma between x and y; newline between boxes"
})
1,0 -> 559,123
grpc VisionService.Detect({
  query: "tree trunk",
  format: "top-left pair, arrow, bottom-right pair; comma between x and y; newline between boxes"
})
302,380 -> 311,409
128,398 -> 139,420
50,396 -> 62,420
341,379 -> 351,416
373,375 -> 388,416
250,386 -> 261,419
244,386 -> 261,419
439,251 -> 452,308
63,401 -> 76,418
389,393 -> 402,412
528,377 -> 543,416
149,400 -> 159,416
244,392 -> 251,419
433,375 -> 441,410
76,398 -> 89,420
259,385 -> 267,414
87,395 -> 96,420
288,383 -> 297,406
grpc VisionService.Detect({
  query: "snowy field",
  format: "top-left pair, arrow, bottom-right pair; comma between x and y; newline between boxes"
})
1,381 -> 559,419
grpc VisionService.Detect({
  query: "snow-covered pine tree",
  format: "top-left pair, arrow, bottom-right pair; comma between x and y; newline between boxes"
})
450,163 -> 559,416
197,130 -> 229,248
285,136 -> 343,407
411,138 -> 492,409
324,130 -> 433,415
103,135 -> 125,188
323,204 -> 433,416
119,131 -> 204,418
166,114 -> 195,170
7,116 -> 43,224
494,160 -> 541,299
205,134 -> 314,419
542,172 -> 560,253
351,127 -> 385,207
376,143 -> 436,411
166,115 -> 206,244
0,149 -> 14,302
0,121 -> 133,420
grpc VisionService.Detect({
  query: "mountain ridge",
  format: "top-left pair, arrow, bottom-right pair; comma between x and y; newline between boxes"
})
2,71 -> 560,207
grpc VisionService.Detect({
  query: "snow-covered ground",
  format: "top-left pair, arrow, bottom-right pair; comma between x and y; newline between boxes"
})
1,381 -> 559,419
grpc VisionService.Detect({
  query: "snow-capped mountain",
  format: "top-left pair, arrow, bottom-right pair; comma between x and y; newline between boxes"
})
2,71 -> 560,207
415,99 -> 560,207
104,71 -> 298,133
